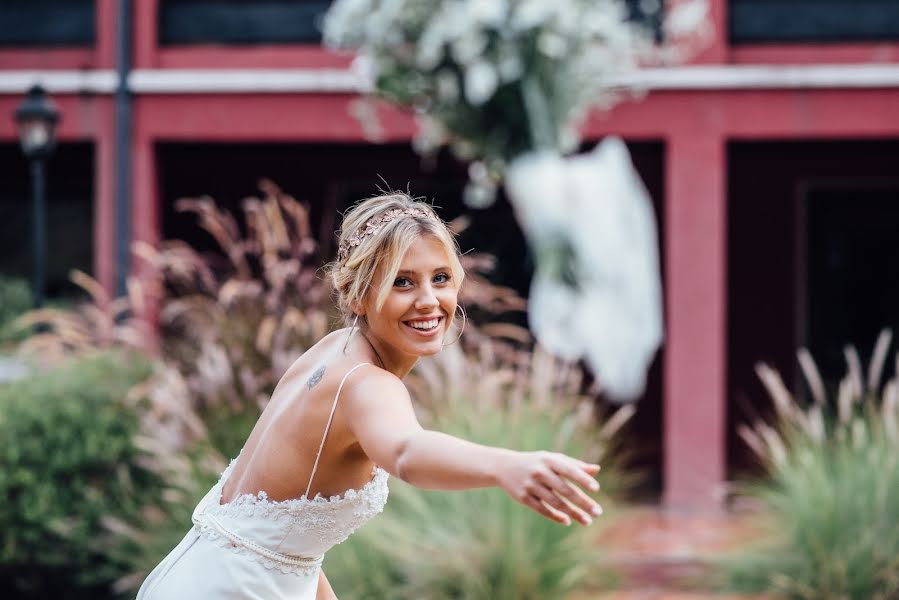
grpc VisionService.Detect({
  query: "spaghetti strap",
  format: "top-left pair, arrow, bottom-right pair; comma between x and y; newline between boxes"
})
304,362 -> 371,499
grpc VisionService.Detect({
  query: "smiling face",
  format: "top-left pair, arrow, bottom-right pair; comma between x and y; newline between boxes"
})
361,235 -> 459,366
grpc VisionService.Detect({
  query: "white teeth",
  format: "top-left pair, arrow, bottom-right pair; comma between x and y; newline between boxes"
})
409,318 -> 439,330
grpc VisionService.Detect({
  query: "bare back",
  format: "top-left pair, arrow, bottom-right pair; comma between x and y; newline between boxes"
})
219,328 -> 379,504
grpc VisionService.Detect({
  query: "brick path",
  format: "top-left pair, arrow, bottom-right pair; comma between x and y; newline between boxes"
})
575,506 -> 775,600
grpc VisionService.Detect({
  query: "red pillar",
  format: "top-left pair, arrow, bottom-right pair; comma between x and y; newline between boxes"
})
663,130 -> 727,511
95,0 -> 116,68
94,97 -> 116,294
131,116 -> 161,352
132,136 -> 158,249
134,0 -> 159,68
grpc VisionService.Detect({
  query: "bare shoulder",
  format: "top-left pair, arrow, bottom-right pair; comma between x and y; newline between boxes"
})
341,365 -> 411,407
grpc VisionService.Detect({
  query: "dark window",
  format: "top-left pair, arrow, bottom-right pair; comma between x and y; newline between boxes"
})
805,182 -> 899,378
731,0 -> 899,43
159,0 -> 662,47
0,143 -> 94,299
728,141 -> 899,476
0,0 -> 95,47
159,0 -> 332,45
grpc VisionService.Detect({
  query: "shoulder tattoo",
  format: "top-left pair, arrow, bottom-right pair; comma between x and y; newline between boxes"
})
306,366 -> 325,390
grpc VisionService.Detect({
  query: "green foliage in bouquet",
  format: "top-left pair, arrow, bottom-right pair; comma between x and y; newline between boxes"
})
0,352 -> 155,599
727,330 -> 899,600
326,343 -> 636,599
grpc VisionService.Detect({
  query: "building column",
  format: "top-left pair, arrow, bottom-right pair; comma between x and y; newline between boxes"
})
93,97 -> 116,294
663,131 -> 727,511
131,124 -> 161,350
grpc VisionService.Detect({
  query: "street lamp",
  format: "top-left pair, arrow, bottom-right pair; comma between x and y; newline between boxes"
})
14,85 -> 59,309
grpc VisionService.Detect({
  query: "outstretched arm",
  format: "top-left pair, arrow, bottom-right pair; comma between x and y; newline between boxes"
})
344,370 -> 603,526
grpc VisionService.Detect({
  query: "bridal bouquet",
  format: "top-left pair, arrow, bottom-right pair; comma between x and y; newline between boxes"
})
323,0 -> 709,400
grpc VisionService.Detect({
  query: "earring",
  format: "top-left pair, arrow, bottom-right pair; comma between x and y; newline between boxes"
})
442,305 -> 467,348
342,314 -> 359,354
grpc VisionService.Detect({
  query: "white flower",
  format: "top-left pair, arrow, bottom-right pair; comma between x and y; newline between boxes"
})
537,32 -> 568,58
417,26 -> 447,70
450,30 -> 489,66
464,61 -> 499,105
496,41 -> 523,81
321,0 -> 376,47
350,55 -> 376,92
412,115 -> 449,155
665,0 -> 710,39
436,69 -> 460,102
464,0 -> 508,28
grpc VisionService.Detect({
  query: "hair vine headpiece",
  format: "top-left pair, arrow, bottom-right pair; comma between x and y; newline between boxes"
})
337,205 -> 438,264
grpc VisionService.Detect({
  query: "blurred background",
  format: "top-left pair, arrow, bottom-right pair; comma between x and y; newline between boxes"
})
1,1 -> 899,599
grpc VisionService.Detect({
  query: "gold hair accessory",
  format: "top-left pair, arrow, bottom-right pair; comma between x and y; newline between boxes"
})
338,206 -> 437,263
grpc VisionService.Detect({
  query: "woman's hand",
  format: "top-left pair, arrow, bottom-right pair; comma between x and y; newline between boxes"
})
495,451 -> 602,526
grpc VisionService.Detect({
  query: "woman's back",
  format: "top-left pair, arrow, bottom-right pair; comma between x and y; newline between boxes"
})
136,330 -> 391,600
220,329 -> 382,505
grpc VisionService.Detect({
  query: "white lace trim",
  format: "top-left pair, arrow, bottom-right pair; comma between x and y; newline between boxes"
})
192,463 -> 390,574
218,466 -> 388,509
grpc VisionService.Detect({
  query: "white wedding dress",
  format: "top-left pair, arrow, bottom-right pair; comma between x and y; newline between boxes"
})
136,363 -> 390,599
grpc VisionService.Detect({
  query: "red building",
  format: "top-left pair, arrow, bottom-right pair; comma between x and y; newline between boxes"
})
2,0 -> 899,510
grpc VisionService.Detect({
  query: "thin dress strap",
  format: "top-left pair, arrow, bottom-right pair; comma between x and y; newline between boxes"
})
304,362 -> 371,499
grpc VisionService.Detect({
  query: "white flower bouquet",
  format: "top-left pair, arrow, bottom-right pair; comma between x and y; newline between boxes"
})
324,0 -> 705,178
323,0 -> 708,400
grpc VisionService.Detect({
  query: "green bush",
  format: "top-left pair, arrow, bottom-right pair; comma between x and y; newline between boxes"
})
0,275 -> 31,346
728,332 -> 899,599
326,346 -> 634,600
0,352 -> 156,599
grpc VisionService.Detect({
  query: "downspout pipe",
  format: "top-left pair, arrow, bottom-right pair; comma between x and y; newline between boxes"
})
115,0 -> 132,297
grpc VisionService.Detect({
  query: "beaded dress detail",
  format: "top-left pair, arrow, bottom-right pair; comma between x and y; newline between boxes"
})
136,363 -> 389,599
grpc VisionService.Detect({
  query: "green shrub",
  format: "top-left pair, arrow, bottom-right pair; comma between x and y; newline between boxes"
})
728,330 -> 899,599
0,275 -> 31,346
0,352 -> 156,599
326,345 -> 635,600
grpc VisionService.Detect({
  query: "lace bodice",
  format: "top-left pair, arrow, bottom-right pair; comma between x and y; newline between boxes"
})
190,362 -> 390,575
192,458 -> 390,574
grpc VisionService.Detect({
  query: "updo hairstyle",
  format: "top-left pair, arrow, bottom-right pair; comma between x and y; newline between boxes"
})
329,192 -> 465,325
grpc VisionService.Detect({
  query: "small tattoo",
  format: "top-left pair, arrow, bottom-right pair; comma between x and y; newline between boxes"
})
306,366 -> 325,390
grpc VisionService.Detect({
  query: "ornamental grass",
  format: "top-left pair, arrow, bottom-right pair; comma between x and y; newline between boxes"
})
11,182 -> 623,598
728,329 -> 899,599
325,342 -> 636,600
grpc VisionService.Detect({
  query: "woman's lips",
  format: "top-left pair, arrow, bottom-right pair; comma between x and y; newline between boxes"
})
403,316 -> 443,337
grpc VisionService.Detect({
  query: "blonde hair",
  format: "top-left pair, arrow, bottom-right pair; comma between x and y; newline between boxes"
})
329,192 -> 465,325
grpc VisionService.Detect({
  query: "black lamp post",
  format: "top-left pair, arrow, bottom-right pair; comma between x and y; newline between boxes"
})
14,85 -> 59,309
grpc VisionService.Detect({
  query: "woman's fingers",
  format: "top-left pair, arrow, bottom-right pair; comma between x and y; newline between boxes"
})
545,457 -> 603,517
523,494 -> 571,525
557,460 -> 601,492
536,468 -> 598,516
530,482 -> 588,524
581,462 -> 601,475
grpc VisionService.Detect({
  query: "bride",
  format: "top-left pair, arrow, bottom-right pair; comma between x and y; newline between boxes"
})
136,192 -> 603,599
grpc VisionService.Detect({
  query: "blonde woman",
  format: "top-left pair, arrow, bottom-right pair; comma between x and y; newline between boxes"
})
137,192 -> 603,600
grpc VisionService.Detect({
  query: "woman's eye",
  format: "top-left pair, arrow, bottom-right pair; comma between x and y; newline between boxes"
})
434,273 -> 451,284
393,277 -> 412,288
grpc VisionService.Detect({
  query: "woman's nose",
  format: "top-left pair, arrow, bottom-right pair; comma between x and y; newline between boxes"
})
414,284 -> 438,309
